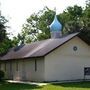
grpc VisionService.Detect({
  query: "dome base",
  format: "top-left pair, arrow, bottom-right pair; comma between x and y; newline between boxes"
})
51,31 -> 62,38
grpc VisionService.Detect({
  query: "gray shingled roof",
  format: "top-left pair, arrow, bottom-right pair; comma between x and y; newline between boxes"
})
1,33 -> 79,60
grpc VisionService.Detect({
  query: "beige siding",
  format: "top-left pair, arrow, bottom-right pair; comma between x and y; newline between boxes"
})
18,57 -> 44,81
0,57 -> 45,81
24,57 -> 45,81
45,37 -> 90,81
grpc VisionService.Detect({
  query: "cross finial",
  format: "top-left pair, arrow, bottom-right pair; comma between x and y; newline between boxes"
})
54,7 -> 56,14
54,7 -> 57,15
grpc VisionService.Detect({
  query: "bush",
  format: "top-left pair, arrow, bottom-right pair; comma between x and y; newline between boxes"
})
0,70 -> 5,81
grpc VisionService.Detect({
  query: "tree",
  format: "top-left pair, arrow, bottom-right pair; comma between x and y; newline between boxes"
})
0,70 -> 5,81
0,12 -> 12,55
21,7 -> 55,43
21,6 -> 83,43
0,15 -> 8,42
14,0 -> 90,45
79,0 -> 90,44
59,5 -> 83,34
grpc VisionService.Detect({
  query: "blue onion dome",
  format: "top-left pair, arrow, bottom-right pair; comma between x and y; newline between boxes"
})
50,15 -> 62,32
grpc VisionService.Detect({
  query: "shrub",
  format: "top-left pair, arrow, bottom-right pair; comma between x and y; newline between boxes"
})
0,70 -> 5,81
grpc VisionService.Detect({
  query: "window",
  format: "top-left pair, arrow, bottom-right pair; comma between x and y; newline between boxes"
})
10,62 -> 12,72
22,60 -> 25,73
84,67 -> 90,75
16,61 -> 18,71
35,59 -> 37,72
4,63 -> 6,71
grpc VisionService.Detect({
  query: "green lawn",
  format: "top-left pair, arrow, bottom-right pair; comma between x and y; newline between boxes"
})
0,81 -> 90,90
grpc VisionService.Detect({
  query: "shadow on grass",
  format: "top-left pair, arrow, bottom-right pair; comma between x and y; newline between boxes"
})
52,81 -> 90,88
0,81 -> 42,90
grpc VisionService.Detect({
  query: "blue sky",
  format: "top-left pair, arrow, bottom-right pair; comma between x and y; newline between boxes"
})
0,0 -> 86,37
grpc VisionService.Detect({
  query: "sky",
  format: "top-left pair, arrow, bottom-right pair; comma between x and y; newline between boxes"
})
0,0 -> 86,37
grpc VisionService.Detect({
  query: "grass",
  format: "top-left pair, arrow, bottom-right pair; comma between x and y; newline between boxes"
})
0,81 -> 90,90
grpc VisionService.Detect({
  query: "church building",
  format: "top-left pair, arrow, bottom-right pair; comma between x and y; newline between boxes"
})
0,15 -> 90,82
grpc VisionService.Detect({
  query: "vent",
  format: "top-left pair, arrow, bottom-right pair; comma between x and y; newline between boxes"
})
14,44 -> 25,52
